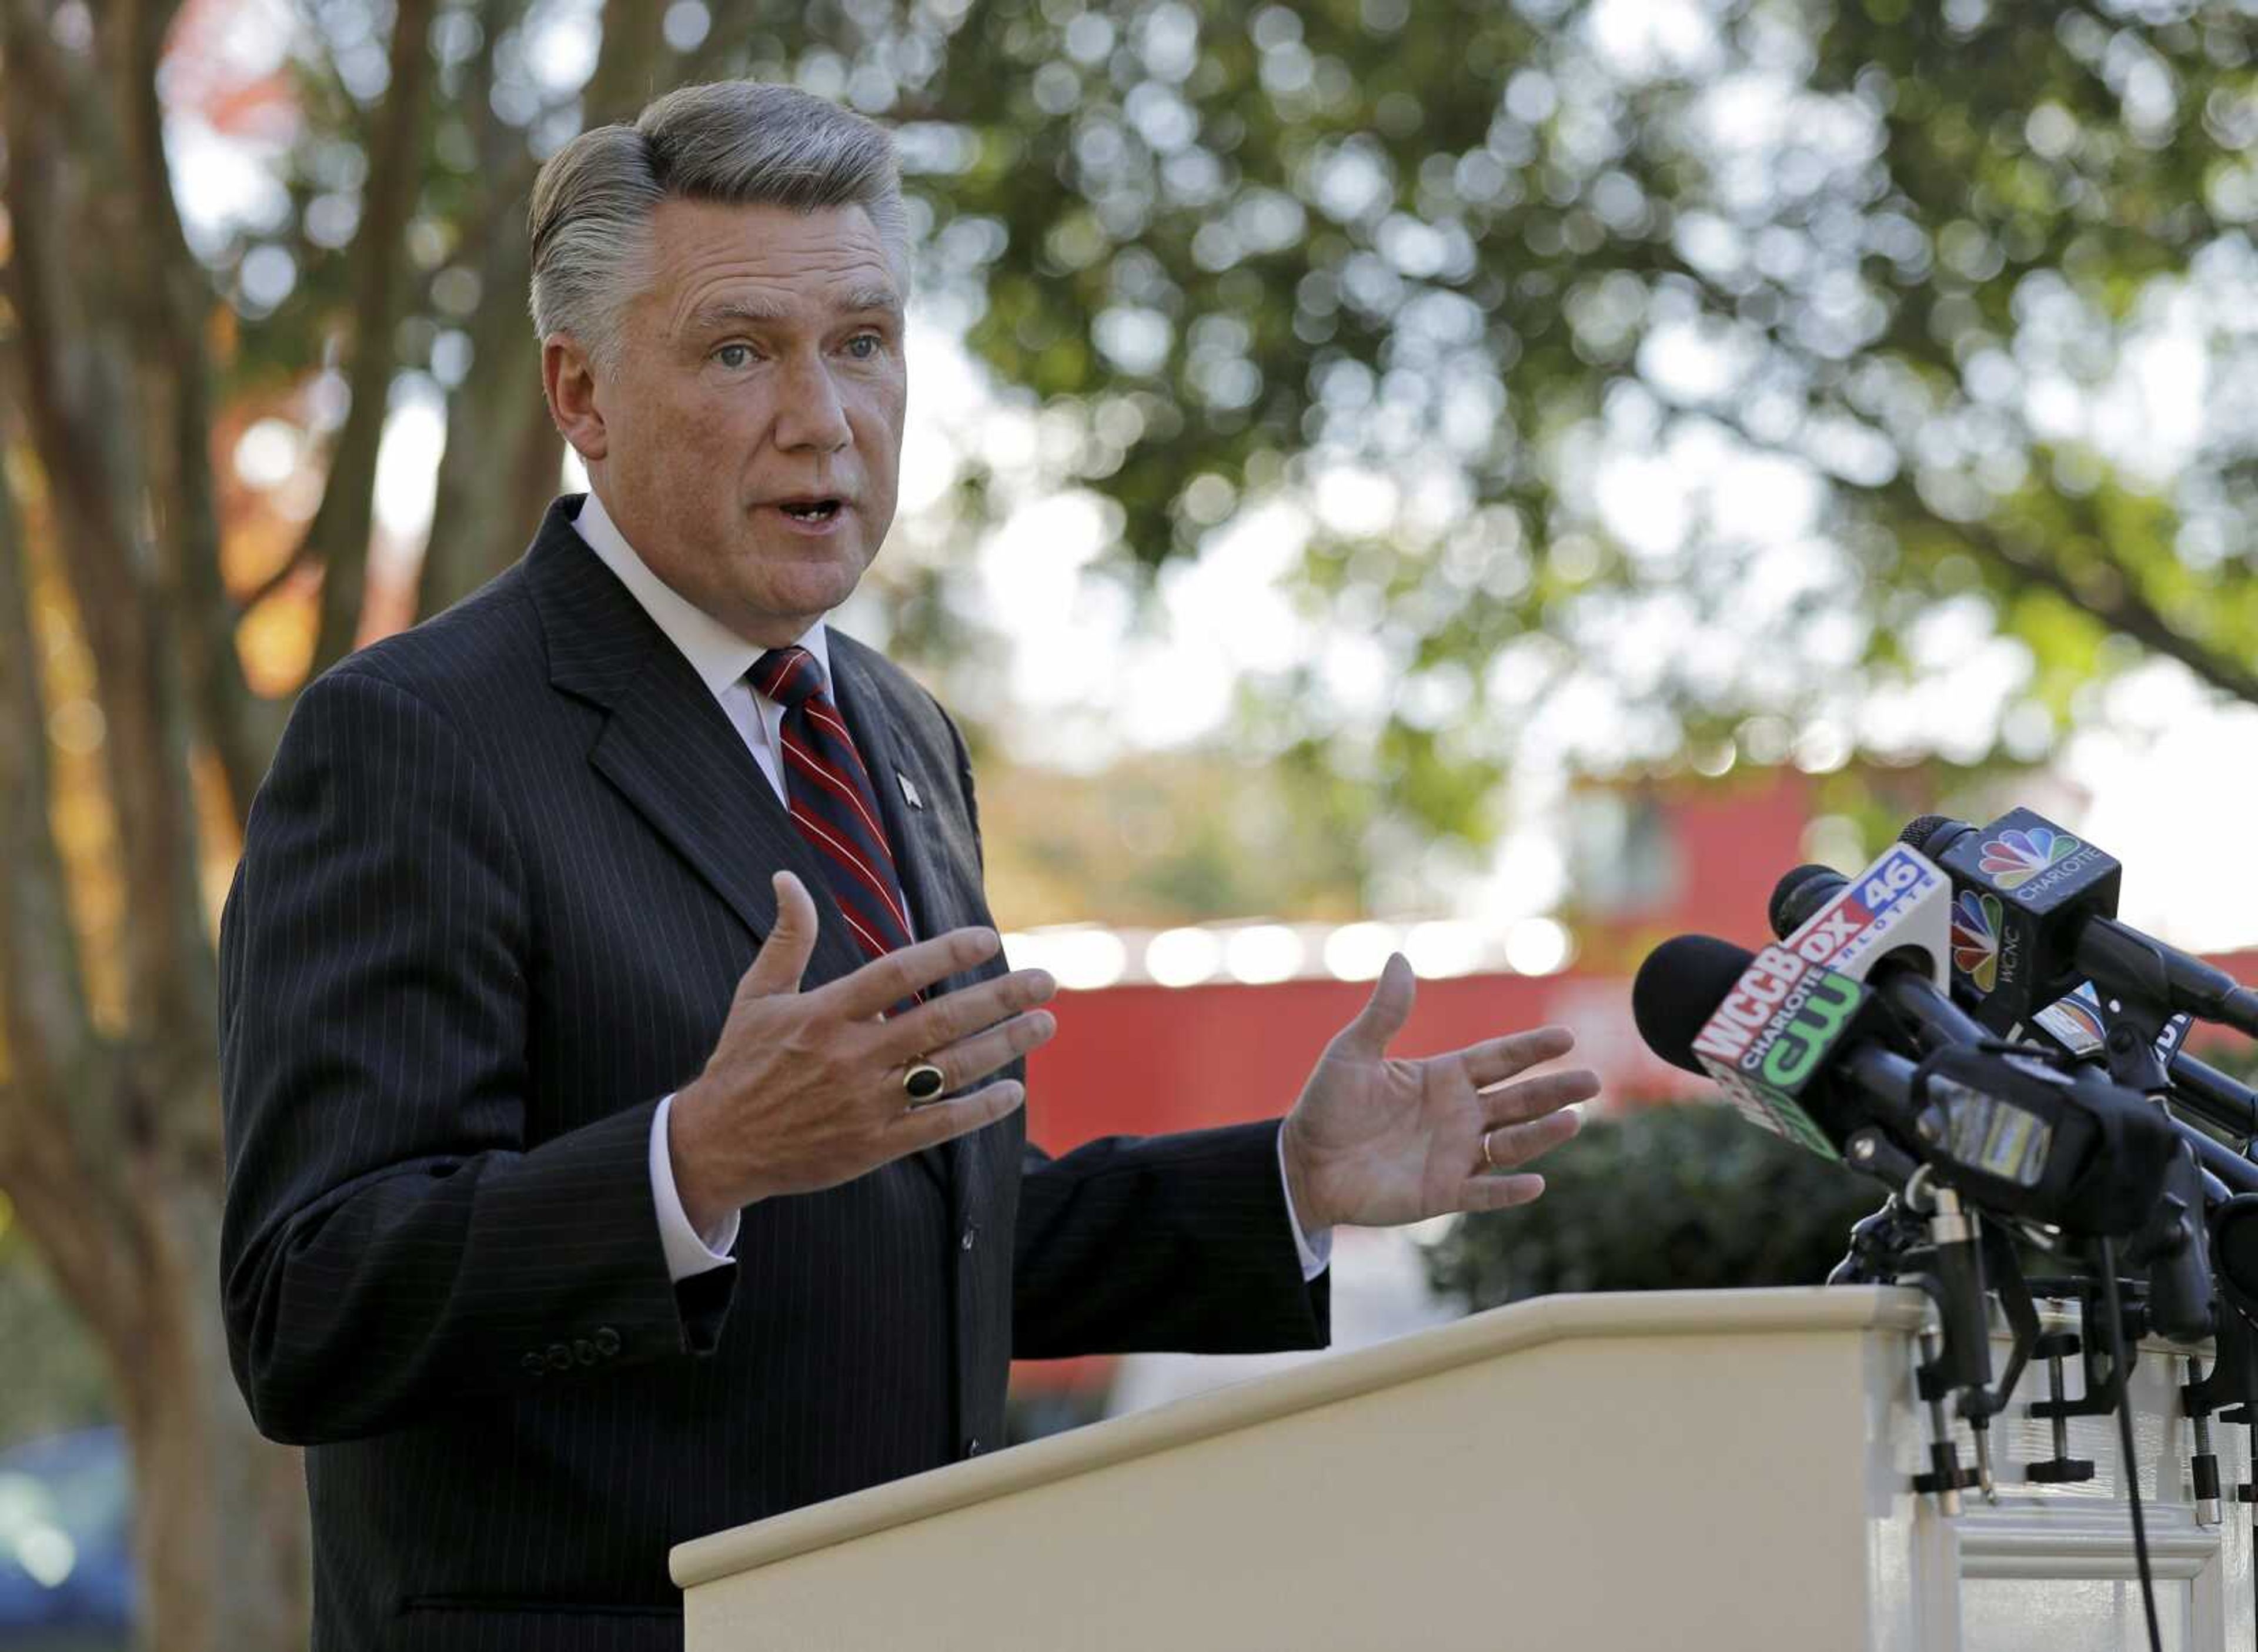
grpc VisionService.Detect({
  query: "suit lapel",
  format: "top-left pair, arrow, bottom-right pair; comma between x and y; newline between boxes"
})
527,500 -> 866,985
587,658 -> 873,987
529,501 -> 965,1200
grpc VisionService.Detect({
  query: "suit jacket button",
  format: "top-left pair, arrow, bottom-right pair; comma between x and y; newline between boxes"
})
965,1437 -> 983,1458
960,1224 -> 977,1252
593,1326 -> 622,1357
521,1352 -> 546,1376
546,1343 -> 574,1372
573,1339 -> 599,1366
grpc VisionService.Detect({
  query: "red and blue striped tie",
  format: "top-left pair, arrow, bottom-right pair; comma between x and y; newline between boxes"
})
750,646 -> 917,968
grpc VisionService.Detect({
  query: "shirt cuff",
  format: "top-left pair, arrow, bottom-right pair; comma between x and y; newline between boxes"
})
1276,1125 -> 1332,1282
651,1092 -> 739,1280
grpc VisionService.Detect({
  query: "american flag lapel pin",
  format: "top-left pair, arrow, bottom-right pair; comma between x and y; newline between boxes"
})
897,771 -> 924,810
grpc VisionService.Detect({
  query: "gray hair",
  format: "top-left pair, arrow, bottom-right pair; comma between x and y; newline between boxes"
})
528,81 -> 910,370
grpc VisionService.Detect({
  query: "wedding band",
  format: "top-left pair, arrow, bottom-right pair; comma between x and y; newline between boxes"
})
901,1060 -> 947,1106
1480,1128 -> 1499,1172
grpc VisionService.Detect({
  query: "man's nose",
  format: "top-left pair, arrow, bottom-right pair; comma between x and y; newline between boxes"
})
773,354 -> 853,454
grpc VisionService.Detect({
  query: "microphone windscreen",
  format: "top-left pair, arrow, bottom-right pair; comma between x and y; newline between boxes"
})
1633,934 -> 1755,1075
1899,814 -> 1968,855
1768,864 -> 1845,941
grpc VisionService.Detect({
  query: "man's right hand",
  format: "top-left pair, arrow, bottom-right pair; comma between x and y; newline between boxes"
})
668,870 -> 1057,1234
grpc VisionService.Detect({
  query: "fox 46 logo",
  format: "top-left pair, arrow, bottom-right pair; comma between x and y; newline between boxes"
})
1782,845 -> 1942,981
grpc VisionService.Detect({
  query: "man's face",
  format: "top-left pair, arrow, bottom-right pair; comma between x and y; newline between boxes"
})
557,198 -> 908,646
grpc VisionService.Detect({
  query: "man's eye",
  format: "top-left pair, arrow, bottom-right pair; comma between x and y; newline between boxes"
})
845,334 -> 881,359
715,344 -> 754,369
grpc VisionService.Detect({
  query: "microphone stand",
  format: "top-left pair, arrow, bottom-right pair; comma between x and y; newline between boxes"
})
1834,1129 -> 2040,1513
2095,990 -> 2219,1345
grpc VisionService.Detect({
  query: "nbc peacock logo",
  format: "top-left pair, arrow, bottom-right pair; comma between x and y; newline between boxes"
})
1951,890 -> 2003,993
2051,982 -> 2109,1048
1978,825 -> 2081,891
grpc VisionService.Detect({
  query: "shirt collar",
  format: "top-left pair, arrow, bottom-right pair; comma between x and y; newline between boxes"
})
570,487 -> 831,702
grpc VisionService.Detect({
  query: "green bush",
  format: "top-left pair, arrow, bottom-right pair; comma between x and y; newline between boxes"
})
1423,1102 -> 1888,1312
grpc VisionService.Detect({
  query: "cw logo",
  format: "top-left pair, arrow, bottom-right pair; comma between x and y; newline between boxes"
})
1979,826 -> 2080,891
1952,890 -> 2003,993
1759,973 -> 1863,1087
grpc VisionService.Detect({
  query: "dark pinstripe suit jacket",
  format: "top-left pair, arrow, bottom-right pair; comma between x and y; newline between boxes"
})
218,496 -> 1330,1650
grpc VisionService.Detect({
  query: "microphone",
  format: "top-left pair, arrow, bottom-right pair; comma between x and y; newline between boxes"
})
2013,982 -> 2258,1142
1636,928 -> 2200,1507
1776,868 -> 2258,1139
1902,810 -> 2258,1041
2211,1195 -> 2258,1313
1765,848 -> 1990,1055
2155,1012 -> 2258,1139
1633,934 -> 2180,1236
1770,857 -> 2230,1345
1634,932 -> 1912,1162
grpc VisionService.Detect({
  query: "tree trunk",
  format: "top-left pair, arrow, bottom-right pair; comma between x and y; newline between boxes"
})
303,0 -> 442,677
0,7 -> 808,1651
0,7 -> 313,1648
110,1166 -> 310,1652
417,0 -> 685,620
420,218 -> 560,616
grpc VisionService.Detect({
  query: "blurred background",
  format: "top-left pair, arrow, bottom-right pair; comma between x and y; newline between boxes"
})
6,0 -> 2258,1645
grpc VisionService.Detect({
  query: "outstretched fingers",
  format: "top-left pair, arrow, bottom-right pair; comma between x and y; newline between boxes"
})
1477,1106 -> 1582,1169
1457,1171 -> 1548,1214
1479,1066 -> 1602,1126
827,925 -> 1005,1021
884,1080 -> 1028,1156
876,965 -> 1057,1062
911,1011 -> 1058,1097
1458,1025 -> 1576,1090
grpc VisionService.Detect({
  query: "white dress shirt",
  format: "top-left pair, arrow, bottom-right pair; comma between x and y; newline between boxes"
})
570,489 -> 1331,1283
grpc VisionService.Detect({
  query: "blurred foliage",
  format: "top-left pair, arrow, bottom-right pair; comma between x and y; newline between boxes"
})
0,1198 -> 112,1449
178,0 -> 2258,863
974,743 -> 1378,924
1423,1101 -> 1885,1306
876,0 -> 2258,835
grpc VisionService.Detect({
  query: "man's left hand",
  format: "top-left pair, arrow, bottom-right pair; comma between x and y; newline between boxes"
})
1280,953 -> 1599,1234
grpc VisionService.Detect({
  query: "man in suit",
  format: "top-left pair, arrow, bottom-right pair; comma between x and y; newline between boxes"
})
218,81 -> 1595,1649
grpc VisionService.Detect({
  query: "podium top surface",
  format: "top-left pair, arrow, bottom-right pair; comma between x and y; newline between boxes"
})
670,1284 -> 1931,1589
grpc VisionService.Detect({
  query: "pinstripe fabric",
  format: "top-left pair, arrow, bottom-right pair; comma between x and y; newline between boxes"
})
218,495 -> 1329,1650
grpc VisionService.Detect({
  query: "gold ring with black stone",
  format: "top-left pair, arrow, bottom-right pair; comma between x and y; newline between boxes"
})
901,1060 -> 947,1106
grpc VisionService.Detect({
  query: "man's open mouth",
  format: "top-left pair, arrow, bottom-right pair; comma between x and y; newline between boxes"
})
776,499 -> 843,521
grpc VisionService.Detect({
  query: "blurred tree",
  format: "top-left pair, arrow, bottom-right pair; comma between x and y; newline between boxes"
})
881,0 -> 2258,835
0,1196 -> 112,1447
0,3 -> 731,1646
974,743 -> 1375,924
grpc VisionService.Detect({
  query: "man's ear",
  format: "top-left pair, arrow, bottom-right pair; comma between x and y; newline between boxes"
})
542,336 -> 609,464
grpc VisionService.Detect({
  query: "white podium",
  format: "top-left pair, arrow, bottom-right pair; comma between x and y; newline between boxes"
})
670,1287 -> 2254,1650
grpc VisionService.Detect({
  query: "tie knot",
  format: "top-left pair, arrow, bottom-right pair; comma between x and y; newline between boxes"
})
750,647 -> 822,711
